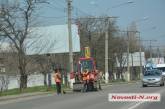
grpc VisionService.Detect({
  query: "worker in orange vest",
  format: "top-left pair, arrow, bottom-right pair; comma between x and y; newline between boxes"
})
89,71 -> 95,81
53,69 -> 62,95
87,71 -> 96,91
82,69 -> 89,92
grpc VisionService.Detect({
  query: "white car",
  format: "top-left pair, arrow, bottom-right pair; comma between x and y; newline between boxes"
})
156,64 -> 165,79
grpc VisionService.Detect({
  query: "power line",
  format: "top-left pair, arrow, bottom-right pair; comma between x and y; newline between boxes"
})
45,4 -> 65,12
73,7 -> 92,17
36,15 -> 67,19
55,0 -> 66,5
53,0 -> 66,9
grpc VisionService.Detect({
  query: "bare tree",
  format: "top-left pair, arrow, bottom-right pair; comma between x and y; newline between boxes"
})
77,17 -> 118,72
32,55 -> 49,86
0,75 -> 9,93
113,36 -> 127,80
0,0 -> 44,90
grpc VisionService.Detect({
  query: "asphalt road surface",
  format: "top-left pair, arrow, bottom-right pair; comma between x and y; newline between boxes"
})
0,82 -> 165,109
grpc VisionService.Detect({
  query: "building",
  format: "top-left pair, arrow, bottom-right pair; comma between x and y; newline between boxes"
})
26,24 -> 80,55
116,52 -> 146,67
116,52 -> 146,80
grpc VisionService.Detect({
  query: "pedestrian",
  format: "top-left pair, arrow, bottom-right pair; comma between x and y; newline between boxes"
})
96,70 -> 102,90
53,69 -> 62,95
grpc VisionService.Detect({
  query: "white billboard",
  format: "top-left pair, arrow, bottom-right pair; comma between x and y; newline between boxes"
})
116,52 -> 146,67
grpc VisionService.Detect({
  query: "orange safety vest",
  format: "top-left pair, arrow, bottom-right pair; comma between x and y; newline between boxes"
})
87,74 -> 89,80
82,72 -> 88,81
54,73 -> 61,83
89,73 -> 95,80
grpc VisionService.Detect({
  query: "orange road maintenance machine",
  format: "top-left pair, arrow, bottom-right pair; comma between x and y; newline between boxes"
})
70,47 -> 100,92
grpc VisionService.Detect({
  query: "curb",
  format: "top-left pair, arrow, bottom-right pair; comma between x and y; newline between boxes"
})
0,81 -> 138,101
0,92 -> 51,102
101,81 -> 138,86
0,89 -> 73,102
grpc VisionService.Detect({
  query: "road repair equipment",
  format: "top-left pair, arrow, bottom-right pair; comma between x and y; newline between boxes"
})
70,47 -> 100,92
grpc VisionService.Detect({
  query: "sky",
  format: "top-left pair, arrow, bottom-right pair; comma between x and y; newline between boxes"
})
36,0 -> 165,49
2,0 -> 165,50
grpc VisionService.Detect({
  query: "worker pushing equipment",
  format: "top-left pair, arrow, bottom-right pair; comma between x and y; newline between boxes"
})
82,69 -> 89,92
72,47 -> 100,92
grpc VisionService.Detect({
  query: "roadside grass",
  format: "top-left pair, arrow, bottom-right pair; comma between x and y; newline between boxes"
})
0,85 -> 69,97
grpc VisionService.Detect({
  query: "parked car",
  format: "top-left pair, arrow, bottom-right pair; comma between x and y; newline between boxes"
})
142,69 -> 164,87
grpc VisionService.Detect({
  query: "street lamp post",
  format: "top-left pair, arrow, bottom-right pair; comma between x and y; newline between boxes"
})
125,30 -> 142,81
46,53 -> 52,90
127,29 -> 130,82
67,0 -> 74,73
136,31 -> 143,79
105,18 -> 109,84
105,1 -> 134,83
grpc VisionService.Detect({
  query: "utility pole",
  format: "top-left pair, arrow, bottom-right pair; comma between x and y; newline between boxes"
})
149,45 -> 165,57
127,29 -> 130,82
138,32 -> 143,79
140,39 -> 156,63
105,18 -> 109,84
104,17 -> 117,84
67,0 -> 74,73
148,40 -> 157,62
46,53 -> 52,90
157,47 -> 160,59
149,41 -> 152,60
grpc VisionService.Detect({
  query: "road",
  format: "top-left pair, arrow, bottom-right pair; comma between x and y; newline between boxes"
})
0,82 -> 165,109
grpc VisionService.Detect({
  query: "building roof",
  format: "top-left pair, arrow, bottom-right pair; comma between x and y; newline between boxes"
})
26,24 -> 80,55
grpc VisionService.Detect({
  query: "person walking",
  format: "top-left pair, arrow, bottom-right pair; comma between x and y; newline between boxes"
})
53,69 -> 62,95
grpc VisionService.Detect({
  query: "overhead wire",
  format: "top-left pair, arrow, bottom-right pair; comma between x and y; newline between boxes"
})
36,15 -> 67,19
53,0 -> 66,7
44,3 -> 65,12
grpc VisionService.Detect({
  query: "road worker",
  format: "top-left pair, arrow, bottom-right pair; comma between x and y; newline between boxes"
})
53,69 -> 62,95
87,71 -> 95,91
82,69 -> 89,92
